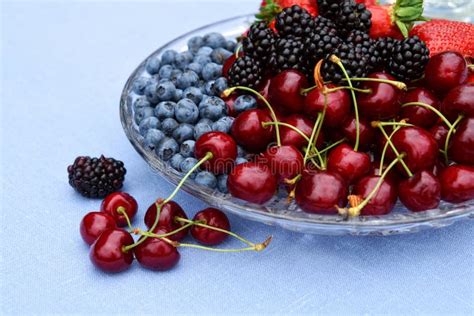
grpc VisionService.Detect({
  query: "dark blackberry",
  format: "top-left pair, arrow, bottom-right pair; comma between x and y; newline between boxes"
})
68,155 -> 126,198
275,5 -> 315,37
317,0 -> 342,21
337,1 -> 372,36
373,37 -> 399,67
304,27 -> 341,65
272,36 -> 309,75
228,55 -> 263,89
243,21 -> 276,65
313,16 -> 338,34
346,30 -> 377,72
322,42 -> 368,84
388,36 -> 430,82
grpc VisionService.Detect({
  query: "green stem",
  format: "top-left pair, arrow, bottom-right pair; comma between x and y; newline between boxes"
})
401,102 -> 453,129
300,85 -> 372,95
262,121 -> 310,143
342,77 -> 407,90
312,138 -> 346,157
377,125 -> 413,178
378,126 -> 401,176
117,207 -> 133,231
376,122 -> 414,128
304,112 -> 324,168
444,114 -> 464,164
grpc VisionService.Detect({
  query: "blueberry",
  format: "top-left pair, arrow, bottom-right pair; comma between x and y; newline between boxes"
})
174,51 -> 194,70
237,145 -> 246,157
194,122 -> 213,140
144,128 -> 165,149
173,89 -> 183,102
161,50 -> 177,65
212,77 -> 228,95
203,80 -> 216,96
188,36 -> 204,53
133,96 -> 151,110
134,106 -> 154,124
226,40 -> 237,52
145,56 -> 161,75
236,157 -> 248,165
234,95 -> 257,114
176,70 -> 199,89
197,118 -> 213,125
217,174 -> 229,193
154,101 -> 176,120
194,54 -> 212,66
195,171 -> 217,189
211,48 -> 233,64
169,69 -> 182,85
170,153 -> 185,170
199,96 -> 227,120
183,86 -> 203,104
212,116 -> 234,133
172,123 -> 194,143
179,157 -> 199,178
203,32 -> 227,49
139,116 -> 161,135
132,77 -> 150,95
159,65 -> 173,79
161,118 -> 179,136
145,82 -> 160,104
197,46 -> 213,56
185,62 -> 203,75
175,98 -> 199,124
180,140 -> 195,158
156,80 -> 176,101
156,137 -> 179,161
202,63 -> 223,81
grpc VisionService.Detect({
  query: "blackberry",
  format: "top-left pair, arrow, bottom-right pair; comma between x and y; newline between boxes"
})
68,155 -> 126,198
272,36 -> 309,75
304,26 -> 341,66
373,37 -> 399,68
313,16 -> 338,34
228,55 -> 263,89
337,1 -> 372,36
243,21 -> 276,65
346,30 -> 377,72
388,36 -> 430,82
317,0 -> 342,21
275,5 -> 315,37
322,42 -> 368,84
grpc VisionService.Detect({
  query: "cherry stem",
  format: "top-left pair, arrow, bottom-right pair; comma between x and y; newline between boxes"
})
262,121 -> 310,143
376,123 -> 414,178
342,78 -> 407,90
401,102 -> 453,129
223,86 -> 281,146
170,236 -> 273,253
378,126 -> 402,176
308,138 -> 346,158
304,112 -> 325,168
373,121 -> 413,128
300,85 -> 372,95
116,207 -> 133,232
444,114 -> 464,164
330,55 -> 360,152
234,44 -> 242,58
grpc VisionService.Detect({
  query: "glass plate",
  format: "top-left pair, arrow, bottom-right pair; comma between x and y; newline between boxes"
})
120,14 -> 474,236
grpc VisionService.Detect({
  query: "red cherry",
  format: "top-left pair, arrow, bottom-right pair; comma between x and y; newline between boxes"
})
441,83 -> 474,120
191,208 -> 230,245
231,109 -> 274,153
227,162 -> 278,204
353,175 -> 398,216
268,70 -> 308,114
100,192 -> 138,227
398,170 -> 441,212
80,212 -> 117,245
449,117 -> 474,165
223,54 -> 238,78
89,228 -> 134,273
257,76 -> 272,107
439,164 -> 474,203
429,123 -> 449,148
425,52 -> 468,93
295,169 -> 347,214
342,116 -> 376,150
303,85 -> 350,127
357,73 -> 402,120
261,145 -> 304,183
280,114 -> 323,149
144,201 -> 189,241
327,143 -> 371,184
369,160 -> 401,185
195,131 -> 237,174
223,94 -> 238,117
134,228 -> 180,271
400,88 -> 440,128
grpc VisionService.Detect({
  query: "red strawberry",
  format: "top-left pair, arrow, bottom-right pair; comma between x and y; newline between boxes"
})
355,0 -> 378,5
410,19 -> 474,57
256,0 -> 318,26
276,0 -> 318,16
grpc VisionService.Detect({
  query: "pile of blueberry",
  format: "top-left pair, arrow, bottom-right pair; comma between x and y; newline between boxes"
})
131,33 -> 256,193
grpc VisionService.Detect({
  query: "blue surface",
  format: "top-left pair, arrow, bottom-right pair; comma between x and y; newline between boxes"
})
1,1 -> 473,315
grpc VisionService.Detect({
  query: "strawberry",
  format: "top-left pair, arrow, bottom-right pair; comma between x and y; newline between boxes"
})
256,0 -> 318,25
410,19 -> 474,57
355,0 -> 378,5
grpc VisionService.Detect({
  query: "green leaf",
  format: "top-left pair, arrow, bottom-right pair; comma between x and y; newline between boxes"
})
396,20 -> 409,38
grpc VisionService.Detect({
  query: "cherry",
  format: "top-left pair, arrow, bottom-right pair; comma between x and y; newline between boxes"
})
191,208 -> 231,245
295,169 -> 347,214
257,76 -> 272,107
280,114 -> 323,149
80,212 -> 117,245
303,85 -> 350,127
327,143 -> 371,184
441,83 -> 474,120
134,228 -> 180,271
231,109 -> 274,153
268,70 -> 308,114
398,170 -> 441,212
425,52 -> 468,93
400,88 -> 440,128
449,117 -> 474,165
227,162 -> 278,204
342,116 -> 376,150
261,145 -> 304,183
357,73 -> 401,120
223,54 -> 238,78
194,131 -> 237,174
352,175 -> 397,216
89,228 -> 134,273
100,192 -> 138,227
144,201 -> 189,241
369,160 -> 400,185
429,123 -> 449,148
223,93 -> 238,117
439,164 -> 474,203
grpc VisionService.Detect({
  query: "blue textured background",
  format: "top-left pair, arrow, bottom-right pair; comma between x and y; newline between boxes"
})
1,1 -> 473,314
